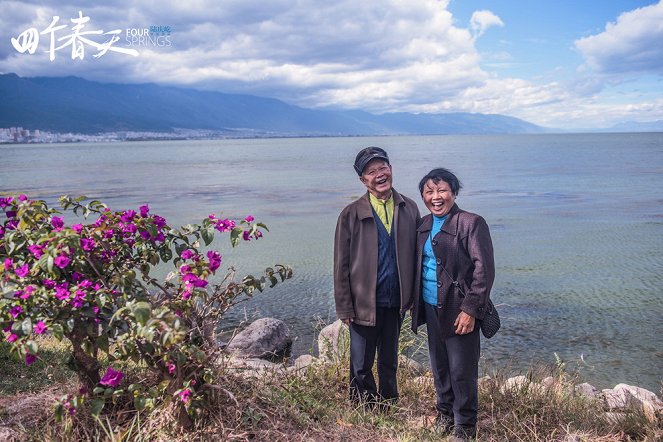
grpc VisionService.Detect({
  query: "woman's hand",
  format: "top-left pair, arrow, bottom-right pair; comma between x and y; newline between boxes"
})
454,311 -> 476,335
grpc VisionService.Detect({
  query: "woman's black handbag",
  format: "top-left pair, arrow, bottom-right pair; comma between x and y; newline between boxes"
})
479,299 -> 500,339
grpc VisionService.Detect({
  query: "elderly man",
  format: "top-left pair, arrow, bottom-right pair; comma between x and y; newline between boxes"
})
333,146 -> 420,405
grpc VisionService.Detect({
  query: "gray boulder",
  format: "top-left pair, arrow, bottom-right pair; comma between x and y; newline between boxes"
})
226,318 -> 292,360
317,319 -> 350,362
602,383 -> 663,423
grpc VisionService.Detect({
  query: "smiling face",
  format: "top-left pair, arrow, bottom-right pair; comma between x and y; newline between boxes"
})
360,158 -> 393,200
422,178 -> 456,217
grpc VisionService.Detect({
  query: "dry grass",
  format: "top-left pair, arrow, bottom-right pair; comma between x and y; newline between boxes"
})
1,336 -> 661,441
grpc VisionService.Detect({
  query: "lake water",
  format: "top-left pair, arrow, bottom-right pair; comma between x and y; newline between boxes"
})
1,133 -> 662,392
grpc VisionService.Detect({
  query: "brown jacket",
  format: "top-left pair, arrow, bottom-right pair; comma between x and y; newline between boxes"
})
334,189 -> 420,326
411,203 -> 495,339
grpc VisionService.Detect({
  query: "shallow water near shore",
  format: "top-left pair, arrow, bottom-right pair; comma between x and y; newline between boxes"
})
2,133 -> 662,392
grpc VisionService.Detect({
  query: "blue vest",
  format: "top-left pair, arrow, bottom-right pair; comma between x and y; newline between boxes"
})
373,210 -> 400,308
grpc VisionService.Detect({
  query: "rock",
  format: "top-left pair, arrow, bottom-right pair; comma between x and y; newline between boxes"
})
317,320 -> 350,362
478,375 -> 494,389
602,387 -> 636,410
607,384 -> 663,423
226,318 -> 292,360
290,355 -> 318,372
399,355 -> 425,376
500,375 -> 529,394
575,382 -> 599,400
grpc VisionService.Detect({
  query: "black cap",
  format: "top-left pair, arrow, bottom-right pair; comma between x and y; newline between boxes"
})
353,146 -> 389,175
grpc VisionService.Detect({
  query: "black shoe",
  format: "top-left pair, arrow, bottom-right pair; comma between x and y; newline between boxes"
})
449,425 -> 476,441
433,412 -> 453,435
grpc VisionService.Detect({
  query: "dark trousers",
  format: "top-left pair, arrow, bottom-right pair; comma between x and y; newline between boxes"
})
349,307 -> 402,402
425,302 -> 480,426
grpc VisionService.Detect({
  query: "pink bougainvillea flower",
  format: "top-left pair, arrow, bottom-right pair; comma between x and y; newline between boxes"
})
99,367 -> 124,387
54,283 -> 70,300
180,264 -> 191,273
15,263 -> 30,278
180,250 -> 195,260
167,363 -> 176,375
19,285 -> 35,299
207,251 -> 222,272
120,210 -> 136,223
4,258 -> 14,270
5,219 -> 18,230
0,225 -> 5,239
42,279 -> 56,289
152,215 -> 167,228
80,237 -> 96,251
139,204 -> 150,218
242,231 -> 251,241
71,290 -> 87,308
18,194 -> 27,201
103,229 -> 114,239
254,230 -> 263,239
182,273 -> 208,288
10,306 -> 23,318
121,222 -> 137,234
51,216 -> 64,230
0,196 -> 14,208
72,223 -> 84,234
181,287 -> 192,300
25,353 -> 37,366
244,215 -> 254,223
54,254 -> 70,269
94,215 -> 107,227
178,388 -> 192,404
7,333 -> 18,343
214,218 -> 236,233
28,244 -> 45,258
34,321 -> 47,334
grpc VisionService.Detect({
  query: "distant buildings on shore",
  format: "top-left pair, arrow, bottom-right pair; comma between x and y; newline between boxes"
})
0,127 -> 304,144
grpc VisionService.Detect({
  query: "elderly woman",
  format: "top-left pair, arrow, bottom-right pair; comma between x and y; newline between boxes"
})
411,168 -> 495,441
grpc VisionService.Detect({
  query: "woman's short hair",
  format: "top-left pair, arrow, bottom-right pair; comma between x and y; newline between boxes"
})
418,168 -> 462,196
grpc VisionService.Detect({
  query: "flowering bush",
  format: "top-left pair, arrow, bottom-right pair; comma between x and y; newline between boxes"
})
0,195 -> 292,421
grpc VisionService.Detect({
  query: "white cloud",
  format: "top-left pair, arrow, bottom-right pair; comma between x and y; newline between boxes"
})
1,0 -> 662,129
575,0 -> 663,75
470,10 -> 504,39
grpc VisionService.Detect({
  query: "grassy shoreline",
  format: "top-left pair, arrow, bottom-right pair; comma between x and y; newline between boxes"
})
1,334 -> 661,441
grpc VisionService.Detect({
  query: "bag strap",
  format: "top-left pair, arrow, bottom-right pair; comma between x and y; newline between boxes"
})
428,229 -> 495,315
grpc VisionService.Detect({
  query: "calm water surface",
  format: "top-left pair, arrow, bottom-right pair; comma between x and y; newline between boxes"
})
1,134 -> 662,391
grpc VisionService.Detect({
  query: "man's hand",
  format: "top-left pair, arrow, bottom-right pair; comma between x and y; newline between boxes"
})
342,318 -> 353,326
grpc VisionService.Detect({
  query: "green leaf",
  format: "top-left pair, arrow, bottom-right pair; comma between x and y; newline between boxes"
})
21,318 -> 33,335
134,396 -> 146,411
97,334 -> 109,354
159,247 -> 173,262
201,227 -> 213,246
132,302 -> 151,326
51,323 -> 64,340
25,340 -> 38,355
149,253 -> 159,266
230,227 -> 242,247
90,398 -> 105,417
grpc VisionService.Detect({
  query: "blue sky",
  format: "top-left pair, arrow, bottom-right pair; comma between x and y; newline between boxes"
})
1,0 -> 661,129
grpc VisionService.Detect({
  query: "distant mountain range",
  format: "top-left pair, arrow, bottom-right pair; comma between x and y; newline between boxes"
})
0,73 -> 552,136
